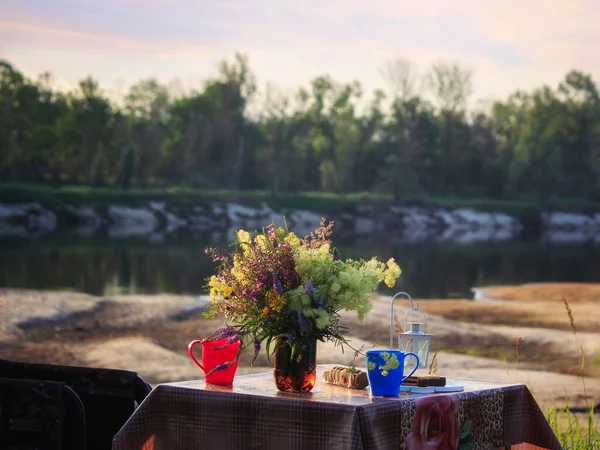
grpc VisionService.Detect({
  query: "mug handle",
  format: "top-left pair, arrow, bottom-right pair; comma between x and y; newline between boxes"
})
188,340 -> 206,373
400,352 -> 420,384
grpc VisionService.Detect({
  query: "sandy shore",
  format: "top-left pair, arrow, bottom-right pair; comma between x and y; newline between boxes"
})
1,284 -> 599,411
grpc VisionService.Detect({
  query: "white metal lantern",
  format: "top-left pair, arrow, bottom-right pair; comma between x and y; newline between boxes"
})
390,292 -> 432,369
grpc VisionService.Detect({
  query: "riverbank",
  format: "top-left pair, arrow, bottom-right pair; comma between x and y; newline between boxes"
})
2,184 -> 600,243
1,283 -> 599,410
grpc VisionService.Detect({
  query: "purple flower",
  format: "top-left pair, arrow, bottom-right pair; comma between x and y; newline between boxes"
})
217,326 -> 237,339
205,247 -> 229,263
258,273 -> 270,284
215,326 -> 246,345
315,294 -> 325,309
253,337 -> 261,357
296,311 -> 310,334
273,271 -> 283,294
267,223 -> 277,243
305,283 -> 325,308
241,288 -> 260,304
206,361 -> 233,375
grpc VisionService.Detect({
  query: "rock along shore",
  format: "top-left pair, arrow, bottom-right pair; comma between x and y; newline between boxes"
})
2,200 -> 600,244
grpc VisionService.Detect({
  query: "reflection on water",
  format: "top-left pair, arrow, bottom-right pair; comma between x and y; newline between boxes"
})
1,230 -> 599,299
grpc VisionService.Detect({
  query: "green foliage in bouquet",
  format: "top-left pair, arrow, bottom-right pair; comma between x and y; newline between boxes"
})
204,219 -> 401,362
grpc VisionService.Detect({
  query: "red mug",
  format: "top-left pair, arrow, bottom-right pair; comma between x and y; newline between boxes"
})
187,338 -> 240,385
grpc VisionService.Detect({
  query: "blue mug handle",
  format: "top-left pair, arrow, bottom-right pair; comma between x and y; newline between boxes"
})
400,352 -> 420,384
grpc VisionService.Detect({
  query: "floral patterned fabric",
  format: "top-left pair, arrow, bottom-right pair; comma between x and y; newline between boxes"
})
407,394 -> 462,449
403,390 -> 505,450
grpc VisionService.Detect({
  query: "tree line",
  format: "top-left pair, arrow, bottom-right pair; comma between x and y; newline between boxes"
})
1,54 -> 599,201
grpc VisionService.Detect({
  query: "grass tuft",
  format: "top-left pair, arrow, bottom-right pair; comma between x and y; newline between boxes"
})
543,299 -> 598,449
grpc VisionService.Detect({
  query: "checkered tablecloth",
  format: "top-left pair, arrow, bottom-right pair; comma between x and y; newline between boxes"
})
112,366 -> 561,450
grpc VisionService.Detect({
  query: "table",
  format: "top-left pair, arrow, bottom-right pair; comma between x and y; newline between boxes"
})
112,366 -> 561,450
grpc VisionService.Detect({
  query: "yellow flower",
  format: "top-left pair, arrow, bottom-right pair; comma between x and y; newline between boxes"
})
318,243 -> 331,254
266,290 -> 286,313
254,234 -> 269,249
236,229 -> 253,256
208,275 -> 234,302
383,258 -> 402,287
284,232 -> 301,250
231,254 -> 250,284
236,229 -> 251,244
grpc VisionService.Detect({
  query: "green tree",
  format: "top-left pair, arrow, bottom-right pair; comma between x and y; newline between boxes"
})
1,54 -> 599,205
125,78 -> 169,186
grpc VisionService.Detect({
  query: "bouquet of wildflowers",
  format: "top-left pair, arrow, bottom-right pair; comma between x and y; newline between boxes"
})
204,219 -> 401,366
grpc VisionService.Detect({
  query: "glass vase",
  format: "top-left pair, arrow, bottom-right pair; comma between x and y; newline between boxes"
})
273,339 -> 317,393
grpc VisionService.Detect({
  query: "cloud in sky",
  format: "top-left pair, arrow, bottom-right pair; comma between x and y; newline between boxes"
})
1,0 -> 599,104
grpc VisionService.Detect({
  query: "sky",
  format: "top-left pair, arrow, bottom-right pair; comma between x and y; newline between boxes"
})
1,0 -> 600,109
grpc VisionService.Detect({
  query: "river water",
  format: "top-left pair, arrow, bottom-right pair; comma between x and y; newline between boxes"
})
1,229 -> 599,299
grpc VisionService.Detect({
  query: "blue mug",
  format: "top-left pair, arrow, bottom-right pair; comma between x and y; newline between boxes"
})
366,350 -> 419,396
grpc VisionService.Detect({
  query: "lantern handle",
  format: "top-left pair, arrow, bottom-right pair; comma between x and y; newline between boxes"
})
390,292 -> 414,349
